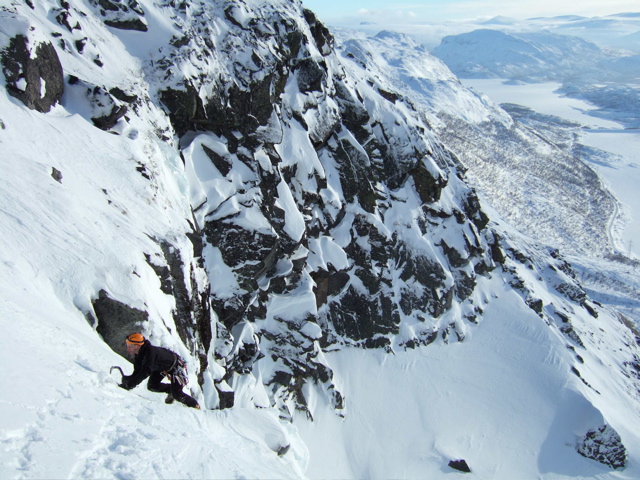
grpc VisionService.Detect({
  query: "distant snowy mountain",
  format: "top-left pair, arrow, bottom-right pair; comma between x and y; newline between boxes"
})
608,29 -> 640,51
523,13 -> 640,52
432,26 -> 640,128
341,30 -> 618,259
600,53 -> 640,76
480,16 -> 519,26
2,1 -> 640,479
432,29 -> 605,80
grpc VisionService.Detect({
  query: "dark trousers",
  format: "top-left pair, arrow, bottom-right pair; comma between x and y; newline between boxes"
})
147,371 -> 198,408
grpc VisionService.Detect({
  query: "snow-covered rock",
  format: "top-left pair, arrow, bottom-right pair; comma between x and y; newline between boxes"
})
2,1 -> 640,479
1,33 -> 64,112
576,424 -> 628,470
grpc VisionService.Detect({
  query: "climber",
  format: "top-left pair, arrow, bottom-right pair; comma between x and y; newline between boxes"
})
118,333 -> 200,409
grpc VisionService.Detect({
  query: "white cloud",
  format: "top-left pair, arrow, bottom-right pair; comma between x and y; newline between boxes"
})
324,0 -> 640,25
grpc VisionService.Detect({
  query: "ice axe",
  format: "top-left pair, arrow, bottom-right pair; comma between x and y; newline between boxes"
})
110,365 -> 133,390
110,365 -> 124,380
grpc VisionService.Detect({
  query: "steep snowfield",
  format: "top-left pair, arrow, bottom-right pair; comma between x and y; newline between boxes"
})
291,208 -> 640,480
0,65 -> 307,479
1,301 -> 306,479
2,1 -> 640,479
299,274 -> 640,479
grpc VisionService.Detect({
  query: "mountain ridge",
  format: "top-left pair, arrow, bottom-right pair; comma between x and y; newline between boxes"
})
1,0 -> 640,478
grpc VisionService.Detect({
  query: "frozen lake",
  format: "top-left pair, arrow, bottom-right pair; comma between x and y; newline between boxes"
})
462,79 -> 640,258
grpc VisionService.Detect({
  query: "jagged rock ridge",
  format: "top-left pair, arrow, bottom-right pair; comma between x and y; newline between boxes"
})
1,0 -> 637,439
148,0 -> 503,416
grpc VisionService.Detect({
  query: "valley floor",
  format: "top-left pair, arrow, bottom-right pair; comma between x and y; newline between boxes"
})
461,79 -> 640,259
461,79 -> 640,325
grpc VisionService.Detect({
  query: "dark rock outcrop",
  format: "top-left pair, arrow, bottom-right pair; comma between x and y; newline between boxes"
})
92,104 -> 128,130
90,0 -> 148,31
2,35 -> 64,113
92,290 -> 149,360
576,424 -> 627,470
51,167 -> 63,183
302,9 -> 333,56
411,160 -> 447,204
66,77 -> 132,131
204,221 -> 279,328
448,459 -> 471,473
295,58 -> 326,93
144,237 -> 213,385
160,85 -> 206,138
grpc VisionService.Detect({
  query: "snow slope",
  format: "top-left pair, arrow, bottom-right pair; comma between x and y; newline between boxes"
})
1,298 -> 306,479
0,47 -> 307,478
2,1 -> 640,479
299,274 -> 640,479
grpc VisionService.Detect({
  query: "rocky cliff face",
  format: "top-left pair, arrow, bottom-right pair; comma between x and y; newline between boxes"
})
1,0 -> 634,436
147,0 -> 503,417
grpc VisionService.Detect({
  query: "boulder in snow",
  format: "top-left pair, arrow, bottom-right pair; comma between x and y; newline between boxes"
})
448,459 -> 471,473
2,35 -> 64,113
89,0 -> 148,32
576,424 -> 628,470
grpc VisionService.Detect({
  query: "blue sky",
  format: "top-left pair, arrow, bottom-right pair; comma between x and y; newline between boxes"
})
301,0 -> 640,25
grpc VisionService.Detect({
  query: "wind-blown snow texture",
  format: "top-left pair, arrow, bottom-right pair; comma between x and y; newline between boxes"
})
1,1 -> 640,479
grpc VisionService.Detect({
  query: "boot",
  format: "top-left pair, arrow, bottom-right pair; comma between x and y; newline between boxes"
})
165,394 -> 175,404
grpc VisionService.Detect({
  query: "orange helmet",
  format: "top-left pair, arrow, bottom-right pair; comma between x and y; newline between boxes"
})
125,333 -> 145,345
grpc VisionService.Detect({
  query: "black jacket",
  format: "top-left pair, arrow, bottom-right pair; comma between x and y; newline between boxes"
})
122,341 -> 177,389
